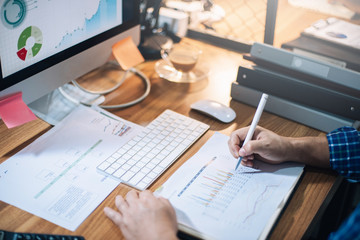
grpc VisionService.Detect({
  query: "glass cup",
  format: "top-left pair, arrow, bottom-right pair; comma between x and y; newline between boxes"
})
160,43 -> 202,82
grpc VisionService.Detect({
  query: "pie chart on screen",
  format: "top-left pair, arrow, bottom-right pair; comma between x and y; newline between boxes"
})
17,25 -> 42,61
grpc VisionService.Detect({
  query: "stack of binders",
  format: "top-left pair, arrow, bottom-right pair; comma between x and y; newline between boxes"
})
231,42 -> 360,132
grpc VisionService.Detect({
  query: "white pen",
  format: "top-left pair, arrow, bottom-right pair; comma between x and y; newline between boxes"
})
235,93 -> 268,170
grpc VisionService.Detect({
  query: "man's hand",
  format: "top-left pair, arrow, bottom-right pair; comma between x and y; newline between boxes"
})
228,126 -> 290,167
228,126 -> 330,168
104,190 -> 178,240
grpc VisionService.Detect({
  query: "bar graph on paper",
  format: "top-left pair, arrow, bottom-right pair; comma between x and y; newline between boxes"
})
176,157 -> 282,227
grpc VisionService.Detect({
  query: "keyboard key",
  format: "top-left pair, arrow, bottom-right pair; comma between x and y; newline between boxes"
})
113,168 -> 126,178
122,171 -> 136,181
153,166 -> 164,174
129,172 -> 145,185
116,158 -> 127,165
107,157 -> 117,164
130,165 -> 140,173
142,176 -> 153,184
98,161 -> 111,171
141,167 -> 152,174
146,162 -> 156,169
105,167 -> 116,175
117,148 -> 127,155
111,162 -> 121,170
135,161 -> 146,168
121,163 -> 132,171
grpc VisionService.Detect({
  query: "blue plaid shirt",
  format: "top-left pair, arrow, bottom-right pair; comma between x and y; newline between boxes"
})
326,127 -> 360,240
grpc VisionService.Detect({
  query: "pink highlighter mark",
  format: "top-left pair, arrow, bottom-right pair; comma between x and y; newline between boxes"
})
0,92 -> 37,128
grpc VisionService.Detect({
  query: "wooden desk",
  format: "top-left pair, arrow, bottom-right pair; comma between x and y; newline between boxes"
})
0,38 -> 337,239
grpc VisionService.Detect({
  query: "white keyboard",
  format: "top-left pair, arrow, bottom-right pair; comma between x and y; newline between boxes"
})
96,109 -> 209,190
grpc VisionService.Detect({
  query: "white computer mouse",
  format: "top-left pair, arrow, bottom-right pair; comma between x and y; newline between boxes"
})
190,99 -> 236,123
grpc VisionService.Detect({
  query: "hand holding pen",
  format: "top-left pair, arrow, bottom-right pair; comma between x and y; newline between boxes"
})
234,93 -> 268,170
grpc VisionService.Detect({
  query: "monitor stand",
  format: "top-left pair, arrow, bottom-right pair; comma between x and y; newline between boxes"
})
29,61 -> 151,125
29,84 -> 105,125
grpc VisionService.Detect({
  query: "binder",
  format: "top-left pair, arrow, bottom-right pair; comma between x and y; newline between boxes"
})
230,82 -> 359,132
243,54 -> 359,96
235,65 -> 360,120
249,42 -> 360,91
281,35 -> 360,72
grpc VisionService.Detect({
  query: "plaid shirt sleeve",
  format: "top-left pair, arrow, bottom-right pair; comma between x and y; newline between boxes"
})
326,126 -> 360,182
327,127 -> 360,240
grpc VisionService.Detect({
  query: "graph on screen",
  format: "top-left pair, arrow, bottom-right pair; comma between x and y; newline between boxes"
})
0,0 -> 123,77
56,0 -> 119,49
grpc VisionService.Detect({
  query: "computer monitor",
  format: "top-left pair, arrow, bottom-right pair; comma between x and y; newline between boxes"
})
0,0 -> 140,105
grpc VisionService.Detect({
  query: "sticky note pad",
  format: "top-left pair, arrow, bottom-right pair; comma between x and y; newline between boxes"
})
112,36 -> 145,70
0,92 -> 37,128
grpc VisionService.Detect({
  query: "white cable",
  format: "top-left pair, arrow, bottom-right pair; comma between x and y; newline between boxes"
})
100,68 -> 151,109
71,61 -> 127,95
61,67 -> 151,109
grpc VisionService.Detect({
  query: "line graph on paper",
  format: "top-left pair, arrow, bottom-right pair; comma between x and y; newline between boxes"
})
176,154 -> 284,228
238,181 -> 282,226
90,114 -> 132,137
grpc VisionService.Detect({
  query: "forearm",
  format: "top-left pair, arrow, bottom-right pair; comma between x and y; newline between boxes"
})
286,135 -> 330,168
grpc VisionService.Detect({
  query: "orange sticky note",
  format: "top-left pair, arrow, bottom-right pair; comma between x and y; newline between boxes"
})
0,92 -> 37,128
112,36 -> 144,70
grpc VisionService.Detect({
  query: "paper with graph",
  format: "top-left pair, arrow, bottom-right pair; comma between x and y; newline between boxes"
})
157,132 -> 304,240
0,106 -> 143,231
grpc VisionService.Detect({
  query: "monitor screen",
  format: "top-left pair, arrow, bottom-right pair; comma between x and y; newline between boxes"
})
0,0 -> 140,104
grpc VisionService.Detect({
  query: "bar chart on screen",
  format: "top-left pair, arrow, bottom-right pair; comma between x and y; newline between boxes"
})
158,132 -> 304,239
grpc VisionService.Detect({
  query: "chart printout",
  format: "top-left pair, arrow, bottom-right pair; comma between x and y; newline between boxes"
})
0,106 -> 143,231
157,132 -> 304,240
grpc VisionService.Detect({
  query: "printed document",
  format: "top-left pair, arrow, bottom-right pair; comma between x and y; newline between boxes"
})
157,132 -> 304,240
0,105 -> 143,231
303,18 -> 360,50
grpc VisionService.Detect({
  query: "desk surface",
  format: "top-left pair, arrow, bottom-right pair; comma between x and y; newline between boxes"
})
0,2 -> 339,239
